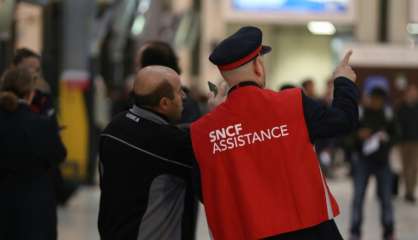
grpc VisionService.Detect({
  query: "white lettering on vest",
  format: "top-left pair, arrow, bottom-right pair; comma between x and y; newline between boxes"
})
260,130 -> 271,140
252,132 -> 262,144
216,129 -> 226,140
210,124 -> 290,155
237,135 -> 246,147
209,131 -> 217,143
271,127 -> 282,138
281,125 -> 289,136
209,123 -> 243,143
213,142 -> 221,154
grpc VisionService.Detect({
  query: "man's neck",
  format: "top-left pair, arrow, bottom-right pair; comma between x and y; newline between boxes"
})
229,77 -> 257,85
230,79 -> 262,88
227,81 -> 262,95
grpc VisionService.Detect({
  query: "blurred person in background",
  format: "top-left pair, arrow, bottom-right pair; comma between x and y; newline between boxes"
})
321,78 -> 334,106
110,77 -> 134,117
12,48 -> 53,116
301,78 -> 317,99
0,68 -> 67,240
397,84 -> 418,204
136,40 -> 202,124
350,87 -> 399,240
11,48 -> 77,206
98,66 -> 197,240
189,84 -> 211,114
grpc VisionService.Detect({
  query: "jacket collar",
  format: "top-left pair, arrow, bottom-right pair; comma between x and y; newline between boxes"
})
129,105 -> 169,125
228,81 -> 261,95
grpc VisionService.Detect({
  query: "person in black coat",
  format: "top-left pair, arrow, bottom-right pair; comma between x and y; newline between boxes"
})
350,87 -> 399,240
0,68 -> 67,240
12,48 -> 77,206
98,66 -> 196,240
397,84 -> 418,203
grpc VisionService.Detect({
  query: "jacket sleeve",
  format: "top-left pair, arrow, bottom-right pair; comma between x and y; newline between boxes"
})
34,119 -> 67,167
302,77 -> 360,143
191,157 -> 203,202
179,127 -> 203,202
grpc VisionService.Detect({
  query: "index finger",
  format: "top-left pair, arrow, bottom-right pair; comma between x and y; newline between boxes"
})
341,50 -> 353,66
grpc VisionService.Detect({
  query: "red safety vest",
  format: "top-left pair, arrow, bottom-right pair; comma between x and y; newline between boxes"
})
190,86 -> 339,240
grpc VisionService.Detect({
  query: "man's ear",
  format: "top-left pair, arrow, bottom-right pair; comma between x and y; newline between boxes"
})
253,58 -> 262,77
159,97 -> 170,111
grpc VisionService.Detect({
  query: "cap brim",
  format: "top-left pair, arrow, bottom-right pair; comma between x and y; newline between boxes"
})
260,45 -> 272,55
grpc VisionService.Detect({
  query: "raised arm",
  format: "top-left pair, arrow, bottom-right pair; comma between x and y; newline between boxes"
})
303,51 -> 360,143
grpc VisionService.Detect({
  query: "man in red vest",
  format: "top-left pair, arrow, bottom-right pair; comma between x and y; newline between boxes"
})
190,26 -> 359,239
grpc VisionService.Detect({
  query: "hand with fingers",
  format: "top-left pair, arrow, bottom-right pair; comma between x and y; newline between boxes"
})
333,50 -> 357,83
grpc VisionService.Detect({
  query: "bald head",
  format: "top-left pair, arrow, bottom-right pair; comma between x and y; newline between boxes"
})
132,65 -> 184,122
220,56 -> 266,88
134,65 -> 179,95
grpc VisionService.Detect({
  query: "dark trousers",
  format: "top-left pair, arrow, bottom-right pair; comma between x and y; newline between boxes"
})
350,156 -> 394,237
0,173 -> 57,240
400,142 -> 418,197
263,220 -> 343,240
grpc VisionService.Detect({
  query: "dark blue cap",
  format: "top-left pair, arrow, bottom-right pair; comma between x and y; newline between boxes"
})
209,26 -> 271,71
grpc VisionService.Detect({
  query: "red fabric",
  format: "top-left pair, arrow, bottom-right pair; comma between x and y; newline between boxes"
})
190,87 -> 339,240
218,46 -> 262,71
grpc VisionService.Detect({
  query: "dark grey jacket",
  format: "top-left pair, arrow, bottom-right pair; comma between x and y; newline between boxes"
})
98,106 -> 197,240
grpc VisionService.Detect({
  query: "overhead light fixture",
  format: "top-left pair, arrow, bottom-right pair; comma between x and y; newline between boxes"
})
131,15 -> 146,36
307,21 -> 336,35
407,23 -> 418,35
137,0 -> 151,14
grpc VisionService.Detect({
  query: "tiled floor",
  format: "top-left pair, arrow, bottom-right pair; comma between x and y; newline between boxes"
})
58,178 -> 418,240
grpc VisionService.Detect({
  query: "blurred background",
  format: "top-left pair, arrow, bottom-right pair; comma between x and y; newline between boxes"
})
1,0 -> 418,239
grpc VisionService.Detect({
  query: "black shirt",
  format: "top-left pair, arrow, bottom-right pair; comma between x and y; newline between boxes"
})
355,107 -> 399,163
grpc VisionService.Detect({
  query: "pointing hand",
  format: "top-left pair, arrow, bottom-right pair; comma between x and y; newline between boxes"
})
333,50 -> 356,82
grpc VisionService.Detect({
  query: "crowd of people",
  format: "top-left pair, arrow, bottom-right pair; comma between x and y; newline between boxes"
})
0,26 -> 417,240
296,71 -> 418,240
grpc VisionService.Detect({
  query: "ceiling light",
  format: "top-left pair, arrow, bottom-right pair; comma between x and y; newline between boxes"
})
307,21 -> 336,35
131,16 -> 146,36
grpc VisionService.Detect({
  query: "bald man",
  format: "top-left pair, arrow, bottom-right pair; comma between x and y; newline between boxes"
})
135,40 -> 202,123
189,27 -> 359,240
98,66 -> 197,240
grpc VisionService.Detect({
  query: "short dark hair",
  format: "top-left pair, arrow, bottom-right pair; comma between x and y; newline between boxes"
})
138,41 -> 181,74
301,79 -> 314,89
369,87 -> 387,99
131,80 -> 175,107
0,68 -> 35,112
12,48 -> 41,66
